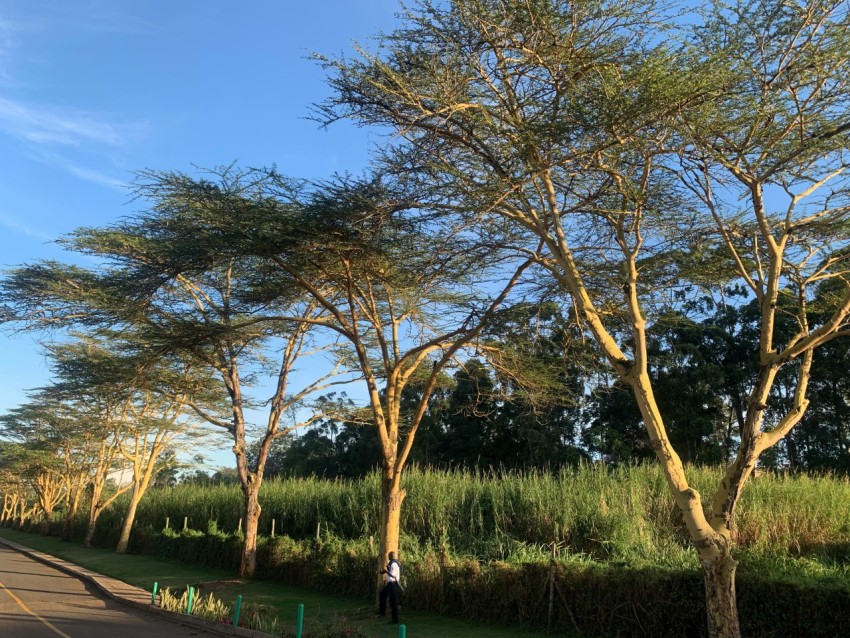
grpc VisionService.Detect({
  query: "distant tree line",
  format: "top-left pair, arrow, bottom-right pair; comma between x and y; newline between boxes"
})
256,295 -> 850,480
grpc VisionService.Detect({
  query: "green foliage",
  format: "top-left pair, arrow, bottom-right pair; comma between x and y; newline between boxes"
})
240,603 -> 280,633
90,465 -> 850,570
138,525 -> 850,637
158,586 -> 231,622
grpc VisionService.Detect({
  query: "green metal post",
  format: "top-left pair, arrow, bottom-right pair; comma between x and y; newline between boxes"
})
295,603 -> 304,638
232,595 -> 243,627
150,581 -> 158,605
399,624 -> 407,638
186,586 -> 194,615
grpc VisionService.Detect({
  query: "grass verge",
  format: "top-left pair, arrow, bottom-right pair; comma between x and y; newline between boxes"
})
0,527 -> 567,638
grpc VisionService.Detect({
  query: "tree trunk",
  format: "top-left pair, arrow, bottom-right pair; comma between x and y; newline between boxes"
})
116,484 -> 141,554
1,495 -> 14,524
380,475 -> 405,556
701,549 -> 741,638
61,510 -> 74,541
84,503 -> 105,547
376,473 -> 406,596
39,510 -> 51,535
239,488 -> 262,578
61,486 -> 83,542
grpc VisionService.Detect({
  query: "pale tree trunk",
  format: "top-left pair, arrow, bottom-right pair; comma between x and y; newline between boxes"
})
61,476 -> 85,541
17,499 -> 35,528
85,478 -> 107,547
239,486 -> 262,578
226,361 -> 260,579
1,494 -> 15,525
379,471 -> 405,560
376,469 -> 405,604
702,545 -> 740,638
85,474 -> 132,547
84,505 -> 102,547
627,367 -> 745,638
116,482 -> 142,554
39,506 -> 53,534
34,474 -> 63,536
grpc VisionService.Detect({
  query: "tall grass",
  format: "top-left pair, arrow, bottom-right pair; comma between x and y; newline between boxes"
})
92,464 -> 850,568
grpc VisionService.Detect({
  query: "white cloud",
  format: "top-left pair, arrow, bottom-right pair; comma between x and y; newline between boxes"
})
0,18 -> 22,83
73,8 -> 162,38
27,146 -> 129,190
0,210 -> 53,241
0,12 -> 149,189
0,96 -> 130,147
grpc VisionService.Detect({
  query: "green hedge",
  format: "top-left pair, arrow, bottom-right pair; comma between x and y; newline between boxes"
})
112,525 -> 850,637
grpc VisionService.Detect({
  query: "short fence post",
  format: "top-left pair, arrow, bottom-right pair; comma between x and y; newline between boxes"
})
232,594 -> 242,627
165,517 -> 169,530
548,542 -> 556,627
399,624 -> 407,638
271,518 -> 276,538
183,516 -> 188,531
150,581 -> 158,605
186,586 -> 194,615
295,603 -> 304,638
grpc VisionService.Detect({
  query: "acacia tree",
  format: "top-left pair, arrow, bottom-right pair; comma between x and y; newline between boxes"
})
192,171 -> 533,587
0,412 -> 66,534
1,395 -> 86,539
41,171 -> 352,576
0,443 -> 39,528
0,289 -> 213,554
316,0 -> 850,635
674,1 -> 850,629
47,334 -> 211,553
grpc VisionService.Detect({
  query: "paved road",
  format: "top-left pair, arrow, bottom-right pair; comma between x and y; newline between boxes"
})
0,544 -> 222,638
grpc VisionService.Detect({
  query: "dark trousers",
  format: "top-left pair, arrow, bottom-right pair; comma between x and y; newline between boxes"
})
379,582 -> 400,623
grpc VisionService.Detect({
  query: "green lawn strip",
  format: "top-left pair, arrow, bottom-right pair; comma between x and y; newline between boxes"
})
0,528 -> 563,638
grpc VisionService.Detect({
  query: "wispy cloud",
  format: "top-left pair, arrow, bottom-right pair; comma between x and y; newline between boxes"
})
0,18 -> 22,83
0,210 -> 54,241
0,11 -> 150,188
27,146 -> 129,190
0,96 -> 132,147
72,8 -> 162,38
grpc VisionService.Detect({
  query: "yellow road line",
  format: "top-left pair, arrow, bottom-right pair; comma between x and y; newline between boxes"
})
0,579 -> 73,638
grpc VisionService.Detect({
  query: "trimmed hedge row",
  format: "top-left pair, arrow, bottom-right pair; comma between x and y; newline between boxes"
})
106,525 -> 850,637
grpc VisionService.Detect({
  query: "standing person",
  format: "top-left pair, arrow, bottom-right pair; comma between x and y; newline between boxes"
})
378,551 -> 402,624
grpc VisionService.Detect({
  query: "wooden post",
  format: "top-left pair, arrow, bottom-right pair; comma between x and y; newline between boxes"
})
271,518 -> 276,538
548,541 -> 557,628
316,521 -> 321,540
165,517 -> 169,530
440,541 -> 450,613
183,516 -> 188,531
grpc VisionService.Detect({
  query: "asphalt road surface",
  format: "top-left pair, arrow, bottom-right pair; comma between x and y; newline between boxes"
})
0,544 -> 223,638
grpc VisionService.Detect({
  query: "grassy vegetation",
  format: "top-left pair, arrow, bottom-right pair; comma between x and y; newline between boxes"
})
9,464 -> 850,636
91,464 -> 850,573
0,527 -> 559,638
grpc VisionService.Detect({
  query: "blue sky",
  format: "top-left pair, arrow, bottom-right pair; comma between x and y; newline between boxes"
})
0,0 -> 401,421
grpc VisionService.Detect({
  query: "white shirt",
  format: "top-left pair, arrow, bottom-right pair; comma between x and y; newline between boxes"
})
385,559 -> 401,586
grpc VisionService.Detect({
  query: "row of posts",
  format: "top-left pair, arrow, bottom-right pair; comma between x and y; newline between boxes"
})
165,516 -> 311,538
150,582 -> 407,637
